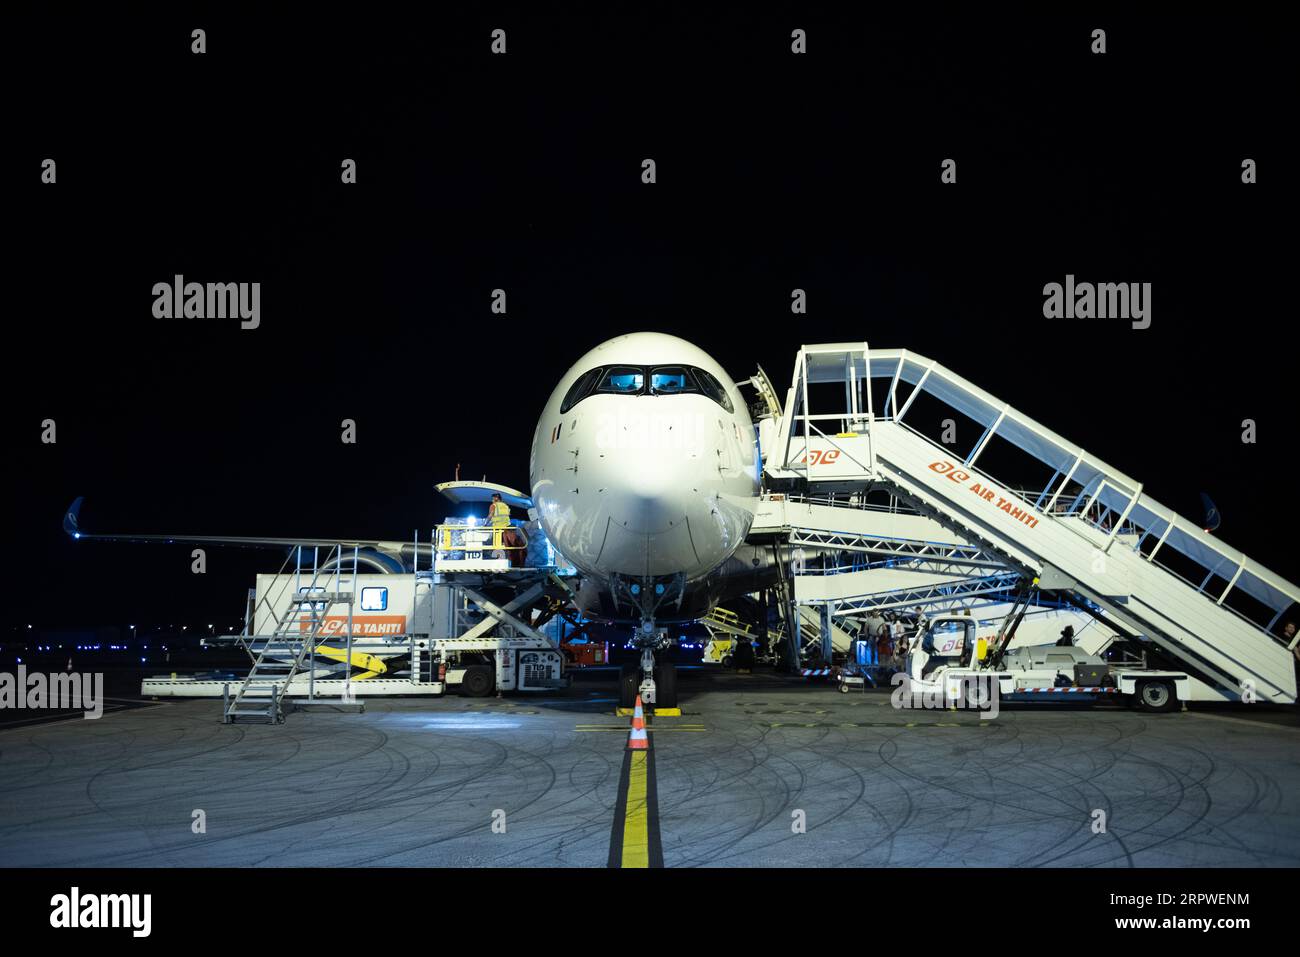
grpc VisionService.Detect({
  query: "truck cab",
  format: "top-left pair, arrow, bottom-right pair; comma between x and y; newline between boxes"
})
907,616 -> 978,681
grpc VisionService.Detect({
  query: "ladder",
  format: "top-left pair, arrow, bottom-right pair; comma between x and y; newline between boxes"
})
700,606 -> 757,639
770,603 -> 855,659
224,545 -> 357,724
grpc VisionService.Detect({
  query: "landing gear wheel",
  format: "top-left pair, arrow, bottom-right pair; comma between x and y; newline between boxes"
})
1136,680 -> 1177,713
462,666 -> 494,698
619,664 -> 639,709
734,640 -> 755,670
653,663 -> 678,709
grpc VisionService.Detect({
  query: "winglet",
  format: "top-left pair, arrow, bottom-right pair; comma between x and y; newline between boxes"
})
63,496 -> 86,539
1199,492 -> 1221,534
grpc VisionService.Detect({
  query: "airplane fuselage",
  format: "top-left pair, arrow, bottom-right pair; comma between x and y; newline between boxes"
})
529,333 -> 761,623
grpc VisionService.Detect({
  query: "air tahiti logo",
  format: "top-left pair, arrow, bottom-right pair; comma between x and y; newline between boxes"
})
928,461 -> 1039,530
798,448 -> 840,466
301,615 -> 407,637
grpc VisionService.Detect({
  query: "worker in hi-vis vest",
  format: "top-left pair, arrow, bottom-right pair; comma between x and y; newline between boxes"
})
488,493 -> 511,559
488,493 -> 511,527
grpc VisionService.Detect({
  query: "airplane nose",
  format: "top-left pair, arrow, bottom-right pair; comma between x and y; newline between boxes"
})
619,448 -> 689,533
625,449 -> 675,497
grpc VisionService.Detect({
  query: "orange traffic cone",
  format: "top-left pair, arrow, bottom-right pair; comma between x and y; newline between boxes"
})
627,694 -> 649,750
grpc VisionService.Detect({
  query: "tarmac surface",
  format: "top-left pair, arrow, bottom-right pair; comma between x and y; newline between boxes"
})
2,668 -> 1299,867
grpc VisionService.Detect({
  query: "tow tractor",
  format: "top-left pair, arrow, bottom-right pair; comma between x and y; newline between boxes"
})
902,586 -> 1196,713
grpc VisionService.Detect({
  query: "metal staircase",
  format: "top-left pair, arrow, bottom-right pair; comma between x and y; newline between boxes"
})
770,602 -> 857,662
700,606 -> 758,640
764,343 -> 1300,703
224,545 -> 357,724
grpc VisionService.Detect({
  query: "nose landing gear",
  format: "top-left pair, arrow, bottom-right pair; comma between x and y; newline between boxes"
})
612,576 -> 685,711
618,619 -> 679,710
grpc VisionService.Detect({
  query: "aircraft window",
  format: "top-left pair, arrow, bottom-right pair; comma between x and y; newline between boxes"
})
649,367 -> 699,395
297,585 -> 327,612
560,367 -> 603,413
693,368 -> 734,413
360,587 -> 388,611
564,365 -> 732,409
599,367 -> 645,394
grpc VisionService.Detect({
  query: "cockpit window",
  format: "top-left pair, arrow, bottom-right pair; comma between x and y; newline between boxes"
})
559,367 -> 603,414
598,367 -> 645,394
559,364 -> 734,413
649,367 -> 696,395
693,368 -> 734,413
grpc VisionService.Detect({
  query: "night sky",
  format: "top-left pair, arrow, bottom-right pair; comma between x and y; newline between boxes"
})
9,9 -> 1295,629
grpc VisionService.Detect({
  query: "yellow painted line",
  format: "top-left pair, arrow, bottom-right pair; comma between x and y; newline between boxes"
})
621,751 -> 650,868
1185,710 -> 1300,734
761,721 -> 987,729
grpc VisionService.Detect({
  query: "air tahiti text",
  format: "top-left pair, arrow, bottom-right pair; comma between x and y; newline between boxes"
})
928,461 -> 1039,530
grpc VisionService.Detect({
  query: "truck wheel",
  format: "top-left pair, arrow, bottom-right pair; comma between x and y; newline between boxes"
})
1136,680 -> 1177,713
619,665 -> 639,709
654,663 -> 678,709
721,654 -> 734,669
462,666 -> 494,698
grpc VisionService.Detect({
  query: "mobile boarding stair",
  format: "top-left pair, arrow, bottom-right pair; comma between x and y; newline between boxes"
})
750,492 -> 1123,660
762,343 -> 1300,704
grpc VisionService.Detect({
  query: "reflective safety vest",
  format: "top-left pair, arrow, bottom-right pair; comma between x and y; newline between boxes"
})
489,500 -> 511,527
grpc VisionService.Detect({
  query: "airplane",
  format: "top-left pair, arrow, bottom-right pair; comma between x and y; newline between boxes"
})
63,332 -> 794,709
528,332 -> 765,707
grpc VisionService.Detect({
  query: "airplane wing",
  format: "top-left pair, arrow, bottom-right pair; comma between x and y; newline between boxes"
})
62,497 -> 433,563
